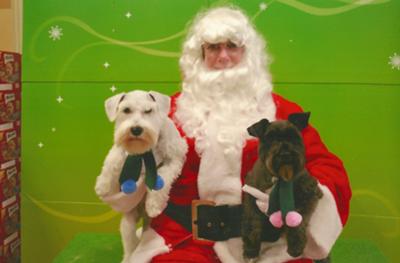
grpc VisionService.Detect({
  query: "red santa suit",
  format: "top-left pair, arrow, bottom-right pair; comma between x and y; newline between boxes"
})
123,92 -> 351,263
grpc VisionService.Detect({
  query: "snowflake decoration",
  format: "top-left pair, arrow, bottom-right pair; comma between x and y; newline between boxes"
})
103,62 -> 110,69
259,2 -> 268,11
48,25 -> 63,41
125,12 -> 132,19
51,127 -> 57,132
388,53 -> 400,70
56,96 -> 64,103
110,85 -> 117,93
38,142 -> 44,148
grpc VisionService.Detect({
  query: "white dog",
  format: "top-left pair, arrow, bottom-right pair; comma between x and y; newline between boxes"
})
95,90 -> 187,263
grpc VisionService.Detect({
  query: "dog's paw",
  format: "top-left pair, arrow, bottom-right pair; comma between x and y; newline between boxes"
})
287,246 -> 303,258
95,179 -> 112,197
145,191 -> 168,218
243,249 -> 259,261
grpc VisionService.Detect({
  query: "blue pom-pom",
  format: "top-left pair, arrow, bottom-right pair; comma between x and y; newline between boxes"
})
153,175 -> 164,190
121,179 -> 137,194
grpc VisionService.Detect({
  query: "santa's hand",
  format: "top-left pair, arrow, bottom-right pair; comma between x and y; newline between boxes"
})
242,184 -> 269,213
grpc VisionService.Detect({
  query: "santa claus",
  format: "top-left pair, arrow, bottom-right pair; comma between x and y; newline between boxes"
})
100,6 -> 351,263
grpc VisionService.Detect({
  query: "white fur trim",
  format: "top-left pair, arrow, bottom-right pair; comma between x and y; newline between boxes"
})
128,227 -> 169,263
214,238 -> 244,263
303,184 -> 343,259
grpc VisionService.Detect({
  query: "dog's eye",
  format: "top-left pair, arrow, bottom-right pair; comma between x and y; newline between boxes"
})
144,109 -> 153,114
123,107 -> 131,114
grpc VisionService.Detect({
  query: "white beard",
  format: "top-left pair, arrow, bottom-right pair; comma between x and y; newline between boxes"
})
176,62 -> 276,155
175,62 -> 277,204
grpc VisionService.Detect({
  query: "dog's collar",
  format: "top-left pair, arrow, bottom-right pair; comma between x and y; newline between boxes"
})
119,150 -> 159,189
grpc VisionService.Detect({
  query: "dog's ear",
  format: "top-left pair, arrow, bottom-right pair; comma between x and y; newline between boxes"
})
288,112 -> 311,131
148,91 -> 171,116
247,119 -> 270,138
105,93 -> 126,122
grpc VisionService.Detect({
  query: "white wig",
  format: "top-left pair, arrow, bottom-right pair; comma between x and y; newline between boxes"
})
179,6 -> 271,83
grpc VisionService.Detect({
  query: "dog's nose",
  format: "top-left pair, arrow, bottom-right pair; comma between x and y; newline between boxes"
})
131,126 -> 143,136
281,143 -> 289,151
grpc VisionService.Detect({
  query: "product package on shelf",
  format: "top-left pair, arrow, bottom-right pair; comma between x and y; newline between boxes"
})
0,231 -> 20,263
0,162 -> 19,207
0,122 -> 20,167
0,195 -> 20,245
0,84 -> 21,124
0,52 -> 21,84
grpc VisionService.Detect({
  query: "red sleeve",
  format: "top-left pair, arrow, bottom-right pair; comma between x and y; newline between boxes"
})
273,93 -> 352,226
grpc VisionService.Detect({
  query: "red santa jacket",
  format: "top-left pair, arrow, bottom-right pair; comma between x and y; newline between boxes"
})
150,92 -> 351,262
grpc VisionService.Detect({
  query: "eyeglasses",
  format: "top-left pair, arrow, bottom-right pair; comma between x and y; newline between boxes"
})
202,41 -> 244,54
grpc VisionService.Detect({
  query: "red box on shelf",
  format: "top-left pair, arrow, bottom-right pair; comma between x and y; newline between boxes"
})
0,84 -> 21,124
0,163 -> 19,204
0,123 -> 20,166
0,231 -> 20,263
0,196 -> 19,241
0,52 -> 21,84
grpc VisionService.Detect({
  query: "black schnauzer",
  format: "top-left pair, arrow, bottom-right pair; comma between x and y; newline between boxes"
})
242,112 -> 323,260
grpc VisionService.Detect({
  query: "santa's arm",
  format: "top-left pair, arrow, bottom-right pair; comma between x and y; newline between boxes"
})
100,178 -> 146,213
301,124 -> 352,259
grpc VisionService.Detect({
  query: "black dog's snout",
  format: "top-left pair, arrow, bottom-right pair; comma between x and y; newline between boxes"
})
131,126 -> 143,136
281,143 -> 290,151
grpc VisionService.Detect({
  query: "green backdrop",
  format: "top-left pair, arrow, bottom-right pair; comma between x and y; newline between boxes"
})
22,0 -> 400,262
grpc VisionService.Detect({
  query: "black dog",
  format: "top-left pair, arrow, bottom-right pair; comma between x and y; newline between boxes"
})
242,112 -> 323,260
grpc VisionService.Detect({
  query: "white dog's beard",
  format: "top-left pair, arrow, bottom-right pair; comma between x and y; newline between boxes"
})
114,126 -> 158,155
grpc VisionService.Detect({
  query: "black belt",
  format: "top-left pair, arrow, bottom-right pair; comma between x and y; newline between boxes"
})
164,200 -> 282,243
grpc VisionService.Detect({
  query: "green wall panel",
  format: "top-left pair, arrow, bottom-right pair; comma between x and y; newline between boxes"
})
23,0 -> 208,82
213,0 -> 400,84
24,0 -> 400,83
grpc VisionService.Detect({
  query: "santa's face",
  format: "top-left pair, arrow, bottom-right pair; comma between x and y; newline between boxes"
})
202,41 -> 245,70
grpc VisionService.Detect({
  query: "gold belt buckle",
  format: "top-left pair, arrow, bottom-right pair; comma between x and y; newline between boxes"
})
191,199 -> 216,244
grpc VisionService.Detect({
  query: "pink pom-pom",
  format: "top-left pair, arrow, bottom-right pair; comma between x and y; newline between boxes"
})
286,211 -> 303,227
269,211 -> 283,228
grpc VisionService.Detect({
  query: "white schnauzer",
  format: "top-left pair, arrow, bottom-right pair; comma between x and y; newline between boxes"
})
95,90 -> 187,263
